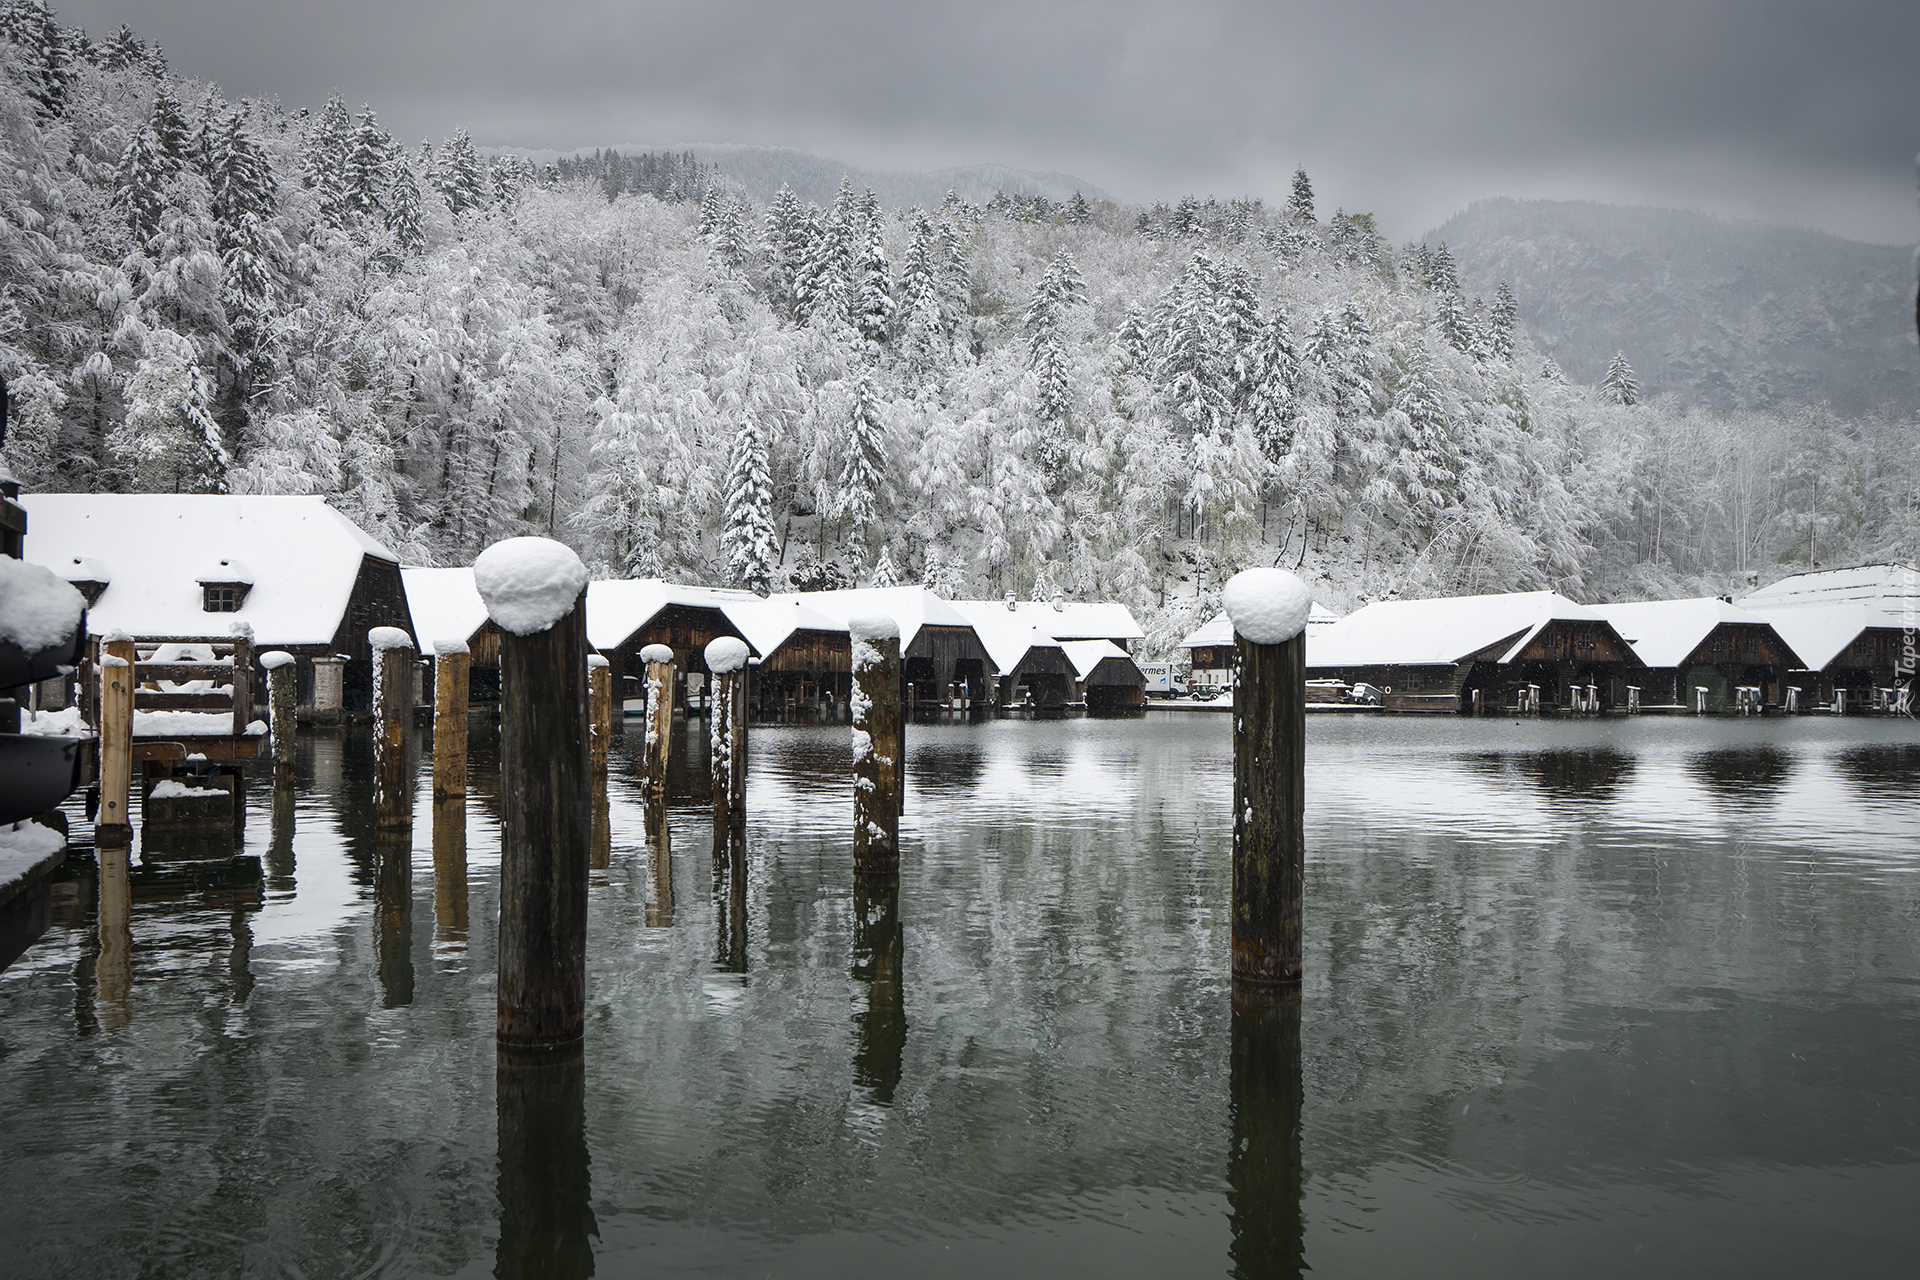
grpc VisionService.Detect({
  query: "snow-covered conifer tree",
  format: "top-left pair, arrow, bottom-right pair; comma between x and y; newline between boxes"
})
852,189 -> 894,346
301,94 -> 352,228
1603,352 -> 1638,405
343,106 -> 391,224
836,371 -> 889,568
386,159 -> 425,254
868,543 -> 900,587
1489,283 -> 1518,361
111,328 -> 230,493
1429,242 -> 1459,294
722,416 -> 779,593
1287,167 -> 1314,223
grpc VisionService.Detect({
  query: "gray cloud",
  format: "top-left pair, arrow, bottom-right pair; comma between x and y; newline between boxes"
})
53,0 -> 1920,243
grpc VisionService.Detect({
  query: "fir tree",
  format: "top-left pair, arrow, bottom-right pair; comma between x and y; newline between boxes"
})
837,372 -> 889,567
1436,290 -> 1475,356
1489,283 -> 1518,361
386,159 -> 425,254
1022,251 -> 1087,426
852,189 -> 894,345
302,94 -> 352,228
721,416 -> 779,593
115,86 -> 193,240
1429,242 -> 1459,294
1,0 -> 70,119
111,329 -> 230,493
343,106 -> 392,224
868,543 -> 900,587
437,129 -> 487,216
1603,352 -> 1638,405
100,22 -> 144,72
1287,167 -> 1314,223
1066,192 -> 1092,225
764,185 -> 810,321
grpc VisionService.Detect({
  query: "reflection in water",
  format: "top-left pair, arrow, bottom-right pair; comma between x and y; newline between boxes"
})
495,1049 -> 596,1280
851,881 -> 905,1104
644,800 -> 673,927
227,904 -> 253,1005
590,792 -> 611,873
1228,992 -> 1303,1280
1688,745 -> 1794,798
1515,747 -> 1637,800
433,794 -> 468,945
1832,742 -> 1920,801
94,842 -> 132,1029
266,780 -> 296,883
373,830 -> 413,1008
712,820 -> 747,974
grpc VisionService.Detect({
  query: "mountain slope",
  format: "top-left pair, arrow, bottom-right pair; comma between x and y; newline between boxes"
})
1428,198 -> 1918,416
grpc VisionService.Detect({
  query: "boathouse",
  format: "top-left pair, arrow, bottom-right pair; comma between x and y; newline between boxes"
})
1592,598 -> 1803,712
726,595 -> 852,718
400,566 -> 501,702
1060,640 -> 1147,711
1737,564 -> 1919,712
585,579 -> 761,710
1306,591 -> 1642,713
1179,602 -> 1340,688
950,600 -> 1076,707
779,587 -> 993,711
23,495 -> 411,718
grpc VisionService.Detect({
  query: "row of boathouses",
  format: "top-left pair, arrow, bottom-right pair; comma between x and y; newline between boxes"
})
1183,565 -> 1916,715
16,495 -> 1914,720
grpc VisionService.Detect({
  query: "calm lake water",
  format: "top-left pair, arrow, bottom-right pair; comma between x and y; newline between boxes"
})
2,711 -> 1917,1278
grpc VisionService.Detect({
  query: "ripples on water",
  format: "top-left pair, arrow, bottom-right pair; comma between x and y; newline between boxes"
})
2,712 -> 1917,1278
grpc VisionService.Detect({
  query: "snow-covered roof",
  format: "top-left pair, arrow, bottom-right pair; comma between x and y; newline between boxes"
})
1592,598 -> 1799,669
949,599 -> 1065,675
956,599 -> 1146,644
1733,564 -> 1918,671
1058,639 -> 1138,680
722,595 -> 847,661
1179,602 -> 1339,650
585,578 -> 767,653
401,567 -> 492,651
193,556 -> 253,585
1740,563 -> 1920,611
21,495 -> 398,648
49,555 -> 111,584
1306,591 -> 1607,668
774,586 -> 973,651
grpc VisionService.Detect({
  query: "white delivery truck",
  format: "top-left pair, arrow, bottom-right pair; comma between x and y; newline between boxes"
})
1138,662 -> 1189,699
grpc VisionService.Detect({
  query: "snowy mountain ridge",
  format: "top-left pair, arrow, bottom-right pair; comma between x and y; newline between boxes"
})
1427,198 -> 1919,417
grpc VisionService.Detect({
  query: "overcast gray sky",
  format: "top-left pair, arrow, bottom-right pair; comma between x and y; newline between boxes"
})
55,0 -> 1920,244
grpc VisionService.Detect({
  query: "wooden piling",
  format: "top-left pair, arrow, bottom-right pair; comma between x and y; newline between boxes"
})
261,651 -> 297,773
433,644 -> 470,803
370,627 -> 415,833
704,636 -> 750,828
476,537 -> 592,1057
645,801 -> 673,927
97,636 -> 135,836
1224,569 -> 1310,989
588,654 -> 612,781
849,615 -> 902,880
641,645 -> 674,803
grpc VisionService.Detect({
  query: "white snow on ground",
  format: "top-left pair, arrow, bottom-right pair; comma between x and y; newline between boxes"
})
473,537 -> 589,635
704,636 -> 749,673
1223,568 -> 1314,644
368,626 -> 413,651
0,822 -> 67,896
640,643 -> 674,664
257,650 -> 296,670
0,558 -> 85,654
21,494 -> 398,646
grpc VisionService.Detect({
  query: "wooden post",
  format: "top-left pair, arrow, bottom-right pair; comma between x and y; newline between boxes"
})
641,645 -> 674,803
260,651 -> 297,773
433,645 -> 471,803
477,537 -> 592,1057
1223,568 -> 1310,990
588,655 -> 612,781
228,624 -> 254,739
849,615 -> 902,880
370,628 -> 415,833
97,636 -> 135,837
704,637 -> 750,828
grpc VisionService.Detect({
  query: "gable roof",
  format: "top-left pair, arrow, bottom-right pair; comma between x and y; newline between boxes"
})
1058,639 -> 1138,680
22,494 -> 396,648
1592,597 -> 1801,669
948,599 -> 1066,674
959,599 -> 1146,644
1740,563 -> 1920,611
1307,591 -> 1609,668
584,578 -> 766,653
400,566 -> 492,651
771,586 -> 972,651
1179,601 -> 1340,650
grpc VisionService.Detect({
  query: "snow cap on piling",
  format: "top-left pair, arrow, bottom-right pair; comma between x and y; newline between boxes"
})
0,558 -> 84,654
432,637 -> 470,656
368,626 -> 414,652
704,636 -> 749,673
1222,567 -> 1313,645
473,537 -> 589,636
588,654 -> 610,669
257,650 -> 297,670
640,644 -> 674,665
847,613 -> 899,642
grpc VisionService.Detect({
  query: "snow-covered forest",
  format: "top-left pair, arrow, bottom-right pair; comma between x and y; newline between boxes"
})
3,6 -> 1916,651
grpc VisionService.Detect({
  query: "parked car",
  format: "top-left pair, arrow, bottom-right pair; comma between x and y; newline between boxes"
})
1189,683 -> 1227,702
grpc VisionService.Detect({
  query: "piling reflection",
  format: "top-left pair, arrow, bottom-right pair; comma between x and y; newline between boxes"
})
373,830 -> 414,1007
494,1048 -> 596,1280
712,819 -> 747,974
266,779 -> 297,884
590,792 -> 611,873
851,880 -> 905,1104
95,840 -> 132,1029
1227,991 -> 1305,1280
228,902 -> 254,1004
644,801 -> 673,927
433,794 -> 469,945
